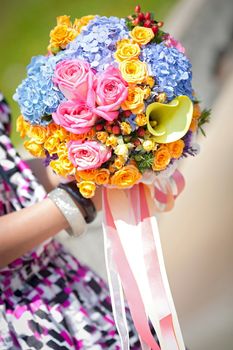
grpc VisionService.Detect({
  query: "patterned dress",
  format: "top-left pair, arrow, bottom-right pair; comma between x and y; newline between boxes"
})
0,94 -> 140,350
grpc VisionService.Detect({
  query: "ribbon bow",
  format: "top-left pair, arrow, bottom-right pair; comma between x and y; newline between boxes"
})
102,169 -> 185,350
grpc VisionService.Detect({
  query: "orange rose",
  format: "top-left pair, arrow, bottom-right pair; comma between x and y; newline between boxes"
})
49,24 -> 77,51
167,140 -> 185,159
111,165 -> 142,188
56,15 -> 72,27
78,181 -> 96,198
153,146 -> 171,171
193,103 -> 201,119
46,123 -> 60,136
189,118 -> 198,132
94,168 -> 110,185
75,169 -> 97,181
121,86 -> 145,114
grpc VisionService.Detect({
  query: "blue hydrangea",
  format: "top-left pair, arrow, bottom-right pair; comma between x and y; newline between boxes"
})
13,55 -> 64,125
141,43 -> 193,100
64,16 -> 129,71
128,114 -> 137,131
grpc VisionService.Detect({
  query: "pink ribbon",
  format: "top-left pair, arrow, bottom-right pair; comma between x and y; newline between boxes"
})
102,170 -> 186,350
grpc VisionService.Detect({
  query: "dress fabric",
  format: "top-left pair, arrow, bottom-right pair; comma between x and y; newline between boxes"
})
0,93 -> 140,350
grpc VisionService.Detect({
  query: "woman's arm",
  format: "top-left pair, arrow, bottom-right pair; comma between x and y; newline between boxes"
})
0,187 -> 102,269
0,198 -> 69,268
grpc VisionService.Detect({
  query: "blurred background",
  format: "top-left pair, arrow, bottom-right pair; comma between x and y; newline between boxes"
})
1,0 -> 233,349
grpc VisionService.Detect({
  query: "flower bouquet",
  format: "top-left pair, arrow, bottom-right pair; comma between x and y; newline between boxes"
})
14,5 -> 210,350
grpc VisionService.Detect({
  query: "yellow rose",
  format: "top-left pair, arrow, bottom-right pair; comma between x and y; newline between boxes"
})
16,115 -> 30,138
96,131 -> 108,144
106,135 -> 118,148
24,140 -> 45,158
121,86 -> 145,114
153,146 -> 171,171
49,25 -> 77,50
142,86 -> 151,99
146,76 -> 155,88
155,92 -> 167,103
56,15 -> 72,27
142,139 -> 155,152
58,155 -> 74,176
111,165 -> 142,188
75,169 -> 97,181
49,160 -> 62,175
130,26 -> 154,45
115,39 -> 140,62
120,60 -> 148,84
94,168 -> 110,185
56,142 -> 68,157
73,15 -> 95,33
120,122 -> 132,135
27,125 -> 47,144
167,139 -> 185,159
78,181 -> 96,198
44,135 -> 60,154
114,144 -> 129,159
114,156 -> 125,169
135,113 -> 147,126
80,15 -> 95,26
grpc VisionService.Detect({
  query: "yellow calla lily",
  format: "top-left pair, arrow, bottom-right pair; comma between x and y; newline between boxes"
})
146,95 -> 193,143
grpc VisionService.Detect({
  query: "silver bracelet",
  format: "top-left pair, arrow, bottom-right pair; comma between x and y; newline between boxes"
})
48,188 -> 87,237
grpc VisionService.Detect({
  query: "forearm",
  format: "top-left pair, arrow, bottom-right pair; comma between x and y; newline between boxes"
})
0,198 -> 68,268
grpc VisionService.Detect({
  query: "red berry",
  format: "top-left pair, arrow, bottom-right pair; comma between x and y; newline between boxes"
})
133,18 -> 140,26
96,123 -> 103,131
152,25 -> 158,34
112,125 -> 121,135
138,12 -> 145,21
105,125 -> 112,133
124,110 -> 131,117
157,21 -> 164,28
135,5 -> 141,13
134,139 -> 141,147
145,12 -> 151,20
137,127 -> 145,137
144,20 -> 151,28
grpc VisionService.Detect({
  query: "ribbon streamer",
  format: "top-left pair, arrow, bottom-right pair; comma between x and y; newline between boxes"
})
102,170 -> 186,350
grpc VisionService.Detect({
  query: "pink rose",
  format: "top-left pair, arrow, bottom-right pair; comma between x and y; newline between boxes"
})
93,66 -> 128,121
53,59 -> 95,100
52,100 -> 97,134
163,34 -> 185,54
68,140 -> 112,170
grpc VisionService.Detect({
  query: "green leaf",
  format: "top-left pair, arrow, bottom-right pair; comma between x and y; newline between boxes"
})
198,108 -> 211,136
